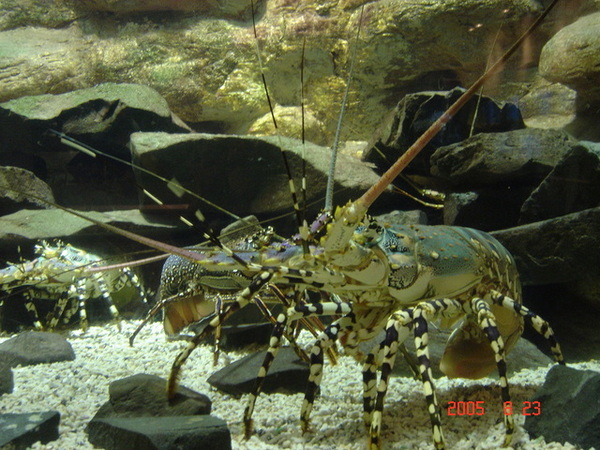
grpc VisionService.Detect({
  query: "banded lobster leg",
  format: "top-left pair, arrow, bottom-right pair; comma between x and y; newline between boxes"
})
242,300 -> 354,436
364,294 -> 564,449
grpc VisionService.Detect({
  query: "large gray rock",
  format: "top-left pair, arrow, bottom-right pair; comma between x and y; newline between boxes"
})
129,132 -> 389,232
0,331 -> 75,367
87,415 -> 231,450
430,128 -> 578,187
366,88 -> 524,175
91,373 -> 211,420
0,411 -> 60,449
207,346 -> 309,397
524,365 -> 600,449
540,12 -> 600,103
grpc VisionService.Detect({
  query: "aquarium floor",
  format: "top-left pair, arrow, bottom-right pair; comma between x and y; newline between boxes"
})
1,321 -> 596,450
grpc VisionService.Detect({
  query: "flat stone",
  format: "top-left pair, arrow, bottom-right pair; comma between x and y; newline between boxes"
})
430,128 -> 578,187
524,365 -> 600,449
0,411 -> 60,449
0,166 -> 54,216
0,331 -> 75,367
207,346 -> 309,397
91,373 -> 211,420
86,415 -> 231,450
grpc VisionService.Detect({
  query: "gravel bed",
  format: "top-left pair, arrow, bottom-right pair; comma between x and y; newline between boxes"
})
1,321 -> 596,449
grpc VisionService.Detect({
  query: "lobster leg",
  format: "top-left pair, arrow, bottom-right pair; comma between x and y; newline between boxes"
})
370,299 -> 465,450
243,309 -> 290,438
22,290 -> 44,330
45,289 -> 72,329
469,297 -> 513,446
300,312 -> 355,432
491,290 -> 565,364
167,270 -> 274,398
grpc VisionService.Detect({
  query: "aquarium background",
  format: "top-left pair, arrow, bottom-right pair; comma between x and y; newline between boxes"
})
0,0 -> 599,449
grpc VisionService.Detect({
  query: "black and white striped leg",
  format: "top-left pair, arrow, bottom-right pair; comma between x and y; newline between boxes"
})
470,297 -> 513,446
213,295 -> 224,366
301,313 -> 354,433
122,266 -> 149,305
243,309 -> 290,438
22,289 -> 44,330
369,299 -> 464,450
490,290 -> 565,364
167,270 -> 274,399
45,289 -> 72,329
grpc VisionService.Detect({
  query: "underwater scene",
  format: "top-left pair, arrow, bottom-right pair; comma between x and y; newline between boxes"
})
1,0 -> 599,448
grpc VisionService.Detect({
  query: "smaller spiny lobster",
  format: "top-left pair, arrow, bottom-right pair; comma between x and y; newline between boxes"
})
0,240 -> 147,331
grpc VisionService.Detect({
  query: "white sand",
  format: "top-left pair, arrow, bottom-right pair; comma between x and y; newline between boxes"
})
0,321 -> 596,450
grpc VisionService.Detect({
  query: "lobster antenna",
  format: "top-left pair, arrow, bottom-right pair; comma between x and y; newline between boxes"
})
251,0 -> 310,255
357,0 -> 560,211
324,5 -> 364,212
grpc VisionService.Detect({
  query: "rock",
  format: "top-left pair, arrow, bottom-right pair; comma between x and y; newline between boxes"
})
518,77 -> 577,130
86,415 -> 231,450
0,1 -> 76,30
0,83 -> 188,146
0,0 -> 556,144
0,166 -> 54,216
393,327 -> 554,379
0,83 -> 190,209
91,374 -> 211,420
0,411 -> 60,449
248,105 -> 327,146
491,207 -> 600,286
0,361 -> 13,395
375,209 -> 428,227
0,331 -> 75,367
540,12 -> 600,103
524,365 -> 600,449
77,0 -> 252,19
207,346 -> 309,397
0,27 -> 90,101
0,208 -> 175,244
519,142 -> 600,224
430,128 -> 578,187
129,132 -> 389,233
443,187 -> 531,230
366,88 -> 524,175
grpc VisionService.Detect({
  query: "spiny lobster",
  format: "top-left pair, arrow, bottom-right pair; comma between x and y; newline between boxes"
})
0,240 -> 147,331
1,0 -> 565,449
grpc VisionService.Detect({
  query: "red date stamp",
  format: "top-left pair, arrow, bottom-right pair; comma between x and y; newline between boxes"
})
447,400 -> 542,416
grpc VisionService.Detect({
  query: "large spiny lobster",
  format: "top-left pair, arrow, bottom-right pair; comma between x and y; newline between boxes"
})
2,1 -> 565,448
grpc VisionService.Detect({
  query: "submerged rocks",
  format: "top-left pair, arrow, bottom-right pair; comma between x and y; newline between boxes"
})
0,411 -> 60,449
88,415 -> 231,450
540,12 -> 600,103
0,331 -> 75,367
524,365 -> 600,449
366,88 -> 525,176
207,346 -> 309,397
129,131 -> 388,231
88,374 -> 230,450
